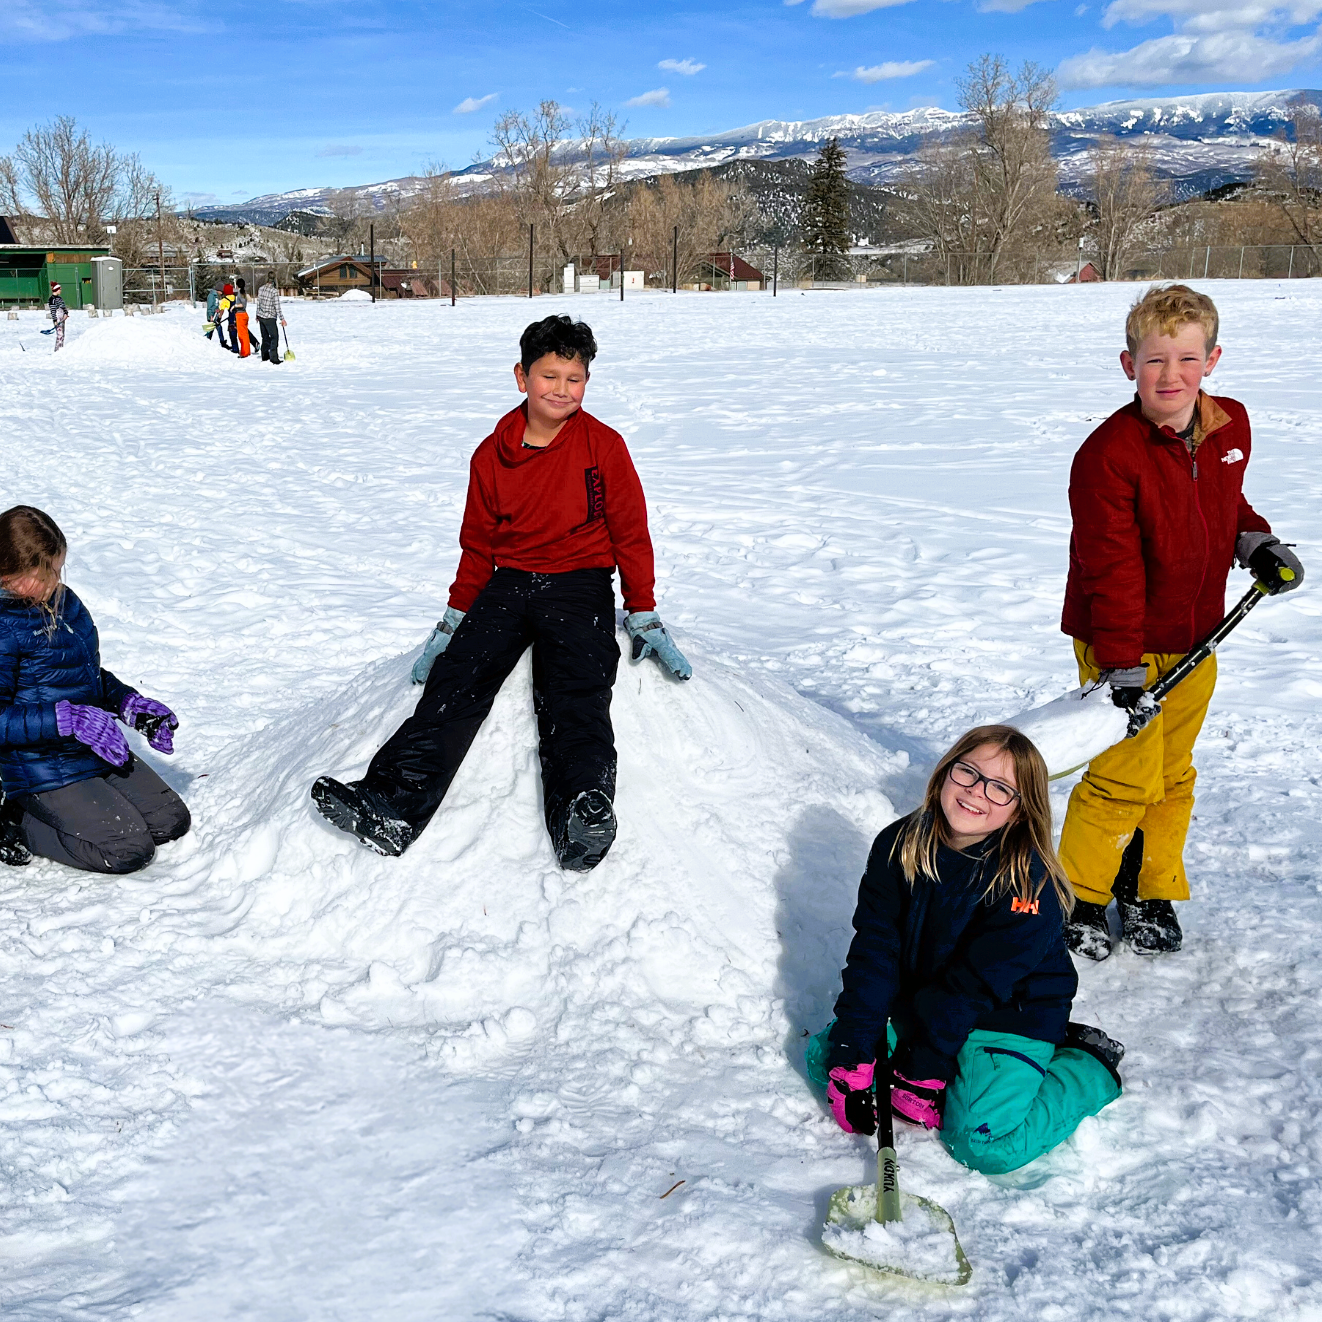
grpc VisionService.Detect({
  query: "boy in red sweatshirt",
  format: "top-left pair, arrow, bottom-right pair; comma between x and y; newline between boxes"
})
1059,284 -> 1303,960
312,316 -> 691,867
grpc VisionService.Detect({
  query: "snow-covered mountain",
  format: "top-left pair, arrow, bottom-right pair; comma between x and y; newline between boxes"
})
193,88 -> 1319,225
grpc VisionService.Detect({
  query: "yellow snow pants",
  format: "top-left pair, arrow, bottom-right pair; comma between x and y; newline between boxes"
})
1058,640 -> 1217,905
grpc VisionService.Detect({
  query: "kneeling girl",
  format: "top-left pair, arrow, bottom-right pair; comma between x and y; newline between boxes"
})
0,506 -> 190,874
809,725 -> 1122,1175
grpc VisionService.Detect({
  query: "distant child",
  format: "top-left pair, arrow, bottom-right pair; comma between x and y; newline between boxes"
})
233,278 -> 251,359
48,282 -> 68,352
1059,285 -> 1303,960
216,283 -> 235,351
312,315 -> 692,868
0,507 -> 190,873
808,725 -> 1123,1175
205,284 -> 222,344
255,272 -> 285,365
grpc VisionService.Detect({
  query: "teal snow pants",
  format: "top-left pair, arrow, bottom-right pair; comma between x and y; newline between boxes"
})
806,1023 -> 1120,1175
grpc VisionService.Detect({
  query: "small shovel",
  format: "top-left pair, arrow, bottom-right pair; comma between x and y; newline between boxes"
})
823,1079 -> 971,1285
282,324 -> 296,362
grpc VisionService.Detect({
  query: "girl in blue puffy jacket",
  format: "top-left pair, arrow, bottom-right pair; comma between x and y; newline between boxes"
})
807,724 -> 1124,1175
0,506 -> 190,874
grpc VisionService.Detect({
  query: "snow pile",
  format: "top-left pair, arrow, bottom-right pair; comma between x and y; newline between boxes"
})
339,288 -> 372,301
1005,683 -> 1131,778
823,1186 -> 967,1284
53,313 -> 227,369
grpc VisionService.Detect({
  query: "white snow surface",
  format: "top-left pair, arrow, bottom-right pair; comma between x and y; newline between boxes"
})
2,284 -> 1322,1319
823,1187 -> 965,1284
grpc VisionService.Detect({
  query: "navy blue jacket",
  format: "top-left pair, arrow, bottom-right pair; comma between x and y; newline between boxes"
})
0,589 -> 135,796
829,814 -> 1077,1083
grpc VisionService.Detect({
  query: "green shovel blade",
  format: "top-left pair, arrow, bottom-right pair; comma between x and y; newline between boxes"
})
824,1182 -> 971,1286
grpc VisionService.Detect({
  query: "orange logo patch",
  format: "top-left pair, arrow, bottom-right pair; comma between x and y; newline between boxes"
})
1011,898 -> 1040,915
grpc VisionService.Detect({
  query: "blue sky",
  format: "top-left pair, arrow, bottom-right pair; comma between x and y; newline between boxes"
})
2,0 -> 1319,204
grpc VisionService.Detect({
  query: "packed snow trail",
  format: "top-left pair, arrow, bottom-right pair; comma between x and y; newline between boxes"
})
0,285 -> 1320,1319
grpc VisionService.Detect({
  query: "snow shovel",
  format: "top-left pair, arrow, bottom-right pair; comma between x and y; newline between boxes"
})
823,1081 -> 971,1285
282,325 -> 295,362
1007,580 -> 1275,780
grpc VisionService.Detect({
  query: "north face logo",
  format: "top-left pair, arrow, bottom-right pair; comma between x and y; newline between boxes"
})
1221,448 -> 1244,464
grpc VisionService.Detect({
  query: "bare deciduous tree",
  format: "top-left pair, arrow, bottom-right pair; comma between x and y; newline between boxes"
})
623,170 -> 757,285
1255,95 -> 1322,259
1084,135 -> 1167,280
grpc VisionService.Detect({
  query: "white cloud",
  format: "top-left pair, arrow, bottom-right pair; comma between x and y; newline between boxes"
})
978,0 -> 1053,11
808,0 -> 919,11
1058,27 -> 1320,85
1102,0 -> 1321,30
836,59 -> 935,80
453,93 -> 498,114
0,0 -> 209,40
658,57 -> 705,75
626,87 -> 672,107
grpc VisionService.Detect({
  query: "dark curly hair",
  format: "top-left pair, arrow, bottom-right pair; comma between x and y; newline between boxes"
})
519,316 -> 597,372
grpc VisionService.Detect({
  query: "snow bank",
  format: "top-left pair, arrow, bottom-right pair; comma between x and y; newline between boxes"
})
165,635 -> 898,1063
53,313 -> 228,369
339,288 -> 372,301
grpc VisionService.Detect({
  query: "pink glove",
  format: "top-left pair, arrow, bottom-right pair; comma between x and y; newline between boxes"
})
826,1062 -> 876,1135
890,1072 -> 946,1130
56,701 -> 130,767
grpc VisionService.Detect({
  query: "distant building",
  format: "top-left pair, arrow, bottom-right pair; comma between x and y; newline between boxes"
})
0,245 -> 111,307
695,252 -> 764,291
296,254 -> 387,296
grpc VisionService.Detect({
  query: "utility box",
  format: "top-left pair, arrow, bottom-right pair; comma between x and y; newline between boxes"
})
92,256 -> 123,310
578,274 -> 600,292
624,270 -> 645,290
562,263 -> 576,293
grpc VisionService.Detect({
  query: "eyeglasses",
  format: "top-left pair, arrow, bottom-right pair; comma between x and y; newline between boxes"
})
948,760 -> 1020,807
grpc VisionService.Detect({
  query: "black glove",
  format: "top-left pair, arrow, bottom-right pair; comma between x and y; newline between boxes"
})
1247,537 -> 1304,596
1100,666 -> 1158,734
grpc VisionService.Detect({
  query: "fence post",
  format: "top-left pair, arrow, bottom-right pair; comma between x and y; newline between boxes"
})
1204,245 -> 1210,278
619,249 -> 624,302
1289,246 -> 1295,278
1239,246 -> 1245,279
903,253 -> 907,285
528,223 -> 534,298
773,244 -> 778,297
451,249 -> 456,306
672,225 -> 678,293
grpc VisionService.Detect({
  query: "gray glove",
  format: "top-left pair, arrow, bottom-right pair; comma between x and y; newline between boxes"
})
1100,667 -> 1157,734
625,611 -> 693,681
411,606 -> 465,684
1237,533 -> 1303,595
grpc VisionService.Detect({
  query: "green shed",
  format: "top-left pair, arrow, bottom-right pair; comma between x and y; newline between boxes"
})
0,246 -> 110,308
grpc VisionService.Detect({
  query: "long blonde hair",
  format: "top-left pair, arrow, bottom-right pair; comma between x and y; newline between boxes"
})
0,505 -> 68,631
892,724 -> 1073,914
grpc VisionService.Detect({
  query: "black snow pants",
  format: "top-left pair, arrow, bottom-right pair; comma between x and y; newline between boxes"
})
18,757 -> 191,874
364,567 -> 620,835
259,317 -> 279,362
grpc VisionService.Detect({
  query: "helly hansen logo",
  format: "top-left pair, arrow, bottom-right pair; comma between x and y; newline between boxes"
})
1011,898 -> 1040,915
583,466 -> 604,523
1221,448 -> 1244,464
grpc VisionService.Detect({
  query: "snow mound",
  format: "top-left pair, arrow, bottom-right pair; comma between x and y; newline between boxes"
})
338,288 -> 372,301
165,634 -> 900,1069
54,313 -> 228,369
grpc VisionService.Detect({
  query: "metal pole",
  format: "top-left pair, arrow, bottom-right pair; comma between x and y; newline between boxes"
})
155,191 -> 166,307
619,249 -> 624,302
1204,244 -> 1210,278
1239,246 -> 1245,279
672,225 -> 678,293
773,244 -> 779,297
369,223 -> 376,302
451,248 -> 456,306
528,223 -> 534,298
1289,246 -> 1295,278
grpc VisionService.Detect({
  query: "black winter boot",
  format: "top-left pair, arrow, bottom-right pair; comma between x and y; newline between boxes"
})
554,789 -> 617,872
1065,900 -> 1112,962
1064,1022 -> 1125,1087
311,777 -> 418,857
0,804 -> 30,867
1112,827 -> 1182,954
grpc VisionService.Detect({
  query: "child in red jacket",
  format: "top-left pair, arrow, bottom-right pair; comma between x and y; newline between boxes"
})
312,316 -> 691,868
1059,284 -> 1303,960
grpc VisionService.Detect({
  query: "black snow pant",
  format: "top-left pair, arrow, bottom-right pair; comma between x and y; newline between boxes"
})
364,567 -> 620,836
17,757 -> 191,874
259,317 -> 280,362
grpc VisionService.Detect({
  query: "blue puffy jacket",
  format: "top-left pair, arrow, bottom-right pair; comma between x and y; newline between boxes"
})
829,814 -> 1078,1083
0,589 -> 135,796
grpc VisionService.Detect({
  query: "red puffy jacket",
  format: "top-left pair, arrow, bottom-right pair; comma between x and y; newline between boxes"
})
1061,392 -> 1271,669
448,404 -> 656,614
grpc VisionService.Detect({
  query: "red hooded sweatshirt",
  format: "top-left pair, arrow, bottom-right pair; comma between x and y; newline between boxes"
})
1061,391 -> 1271,669
448,404 -> 656,614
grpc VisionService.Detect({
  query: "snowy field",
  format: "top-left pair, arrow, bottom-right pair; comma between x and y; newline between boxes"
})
1,281 -> 1320,1320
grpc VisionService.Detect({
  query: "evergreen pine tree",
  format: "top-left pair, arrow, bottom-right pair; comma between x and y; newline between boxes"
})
802,138 -> 851,280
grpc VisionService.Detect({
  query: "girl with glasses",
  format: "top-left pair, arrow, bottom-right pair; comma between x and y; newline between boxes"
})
807,725 -> 1124,1174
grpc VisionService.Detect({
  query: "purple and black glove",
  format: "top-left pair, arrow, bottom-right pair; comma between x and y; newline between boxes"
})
826,1061 -> 877,1135
56,700 -> 130,767
119,693 -> 179,754
890,1071 -> 946,1131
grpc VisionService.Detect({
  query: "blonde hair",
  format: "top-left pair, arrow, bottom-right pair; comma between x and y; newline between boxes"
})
892,724 -> 1073,914
1125,283 -> 1218,356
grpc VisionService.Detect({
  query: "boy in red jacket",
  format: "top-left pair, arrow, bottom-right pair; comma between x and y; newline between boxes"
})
312,316 -> 691,867
1059,284 -> 1303,961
